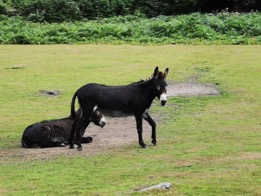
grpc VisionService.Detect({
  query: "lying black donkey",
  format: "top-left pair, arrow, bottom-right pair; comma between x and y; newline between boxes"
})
22,106 -> 106,148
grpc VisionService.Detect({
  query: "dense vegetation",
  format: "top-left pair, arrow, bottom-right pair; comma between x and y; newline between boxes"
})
0,0 -> 260,22
0,0 -> 260,45
0,12 -> 260,44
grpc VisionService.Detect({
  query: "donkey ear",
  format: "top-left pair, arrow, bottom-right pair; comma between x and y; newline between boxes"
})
153,67 -> 159,78
163,68 -> 169,78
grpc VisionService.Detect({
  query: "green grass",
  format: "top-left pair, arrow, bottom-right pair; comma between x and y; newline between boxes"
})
0,45 -> 260,195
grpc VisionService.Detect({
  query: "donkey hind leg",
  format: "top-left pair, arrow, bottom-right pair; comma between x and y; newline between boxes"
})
143,112 -> 157,146
68,117 -> 79,149
40,126 -> 52,148
135,114 -> 147,148
75,119 -> 90,151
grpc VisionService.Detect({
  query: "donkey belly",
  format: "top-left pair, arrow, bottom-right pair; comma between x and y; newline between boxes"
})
100,109 -> 133,117
97,97 -> 135,117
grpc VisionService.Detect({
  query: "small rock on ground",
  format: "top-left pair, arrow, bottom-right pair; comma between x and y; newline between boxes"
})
138,182 -> 172,192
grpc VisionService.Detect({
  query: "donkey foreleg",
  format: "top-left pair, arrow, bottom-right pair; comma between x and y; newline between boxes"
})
143,112 -> 157,146
135,114 -> 147,148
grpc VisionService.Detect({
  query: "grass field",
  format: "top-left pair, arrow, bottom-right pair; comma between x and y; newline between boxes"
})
0,45 -> 260,195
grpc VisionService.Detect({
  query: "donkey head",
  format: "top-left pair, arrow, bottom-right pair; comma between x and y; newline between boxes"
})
90,106 -> 106,128
153,67 -> 169,106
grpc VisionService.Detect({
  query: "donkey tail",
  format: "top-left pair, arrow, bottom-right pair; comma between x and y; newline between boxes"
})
71,91 -> 77,118
21,137 -> 34,148
21,138 -> 29,148
21,128 -> 31,148
71,92 -> 78,118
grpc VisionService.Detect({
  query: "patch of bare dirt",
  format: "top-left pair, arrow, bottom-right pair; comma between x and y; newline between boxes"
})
0,116 -> 150,163
168,82 -> 220,97
0,83 -> 220,162
39,90 -> 61,96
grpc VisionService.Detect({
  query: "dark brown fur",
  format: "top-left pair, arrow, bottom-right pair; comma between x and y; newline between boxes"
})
22,108 -> 105,148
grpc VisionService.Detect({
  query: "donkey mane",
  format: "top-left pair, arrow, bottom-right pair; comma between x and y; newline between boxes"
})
130,71 -> 166,85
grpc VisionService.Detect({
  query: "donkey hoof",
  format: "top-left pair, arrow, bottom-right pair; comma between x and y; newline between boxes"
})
77,146 -> 82,151
60,143 -> 66,147
152,140 -> 157,146
141,144 -> 148,148
69,145 -> 74,149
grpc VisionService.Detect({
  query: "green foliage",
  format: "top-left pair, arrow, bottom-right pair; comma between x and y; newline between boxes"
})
0,0 -> 260,22
0,12 -> 260,44
5,0 -> 134,22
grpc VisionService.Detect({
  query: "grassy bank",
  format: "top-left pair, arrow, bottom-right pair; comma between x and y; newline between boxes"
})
0,45 -> 260,195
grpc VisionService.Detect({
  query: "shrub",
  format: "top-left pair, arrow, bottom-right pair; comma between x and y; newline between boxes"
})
0,12 -> 260,44
3,0 -> 260,22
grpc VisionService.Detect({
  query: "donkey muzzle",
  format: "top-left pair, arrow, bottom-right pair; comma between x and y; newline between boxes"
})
99,117 -> 106,128
160,93 -> 167,106
99,121 -> 106,128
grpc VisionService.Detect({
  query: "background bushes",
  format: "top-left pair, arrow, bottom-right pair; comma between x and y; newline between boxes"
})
0,0 -> 260,22
1,12 -> 260,44
0,0 -> 260,45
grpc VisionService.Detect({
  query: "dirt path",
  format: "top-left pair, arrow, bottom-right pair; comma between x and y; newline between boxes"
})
0,83 -> 219,162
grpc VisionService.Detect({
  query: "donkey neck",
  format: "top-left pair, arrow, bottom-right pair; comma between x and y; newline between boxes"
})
137,78 -> 157,105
